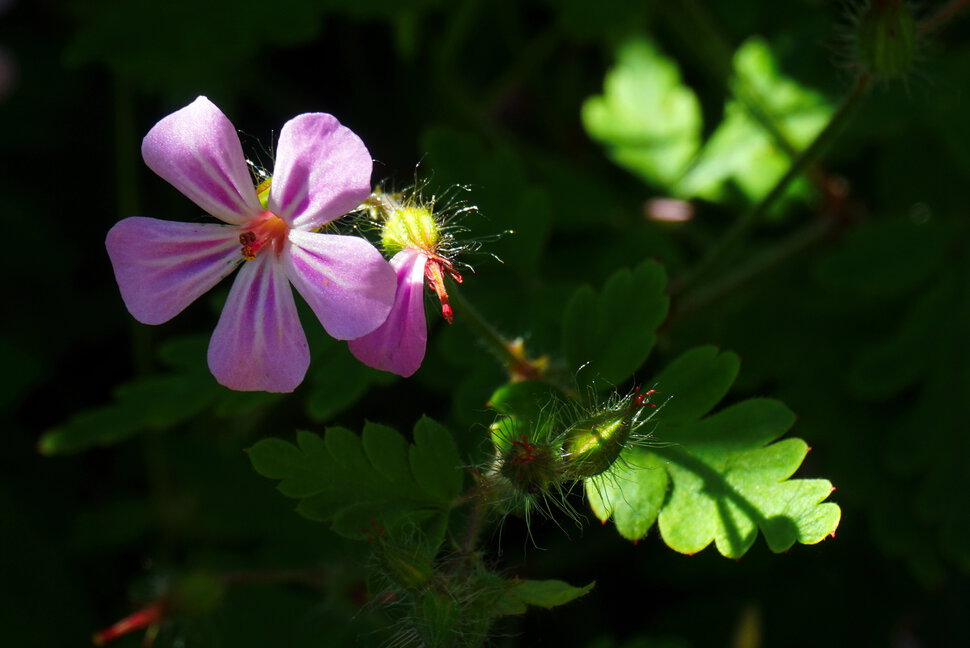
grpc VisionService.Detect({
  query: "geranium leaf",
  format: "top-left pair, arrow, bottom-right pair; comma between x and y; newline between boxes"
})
499,579 -> 595,613
587,348 -> 840,557
409,416 -> 465,504
582,38 -> 702,189
249,417 -> 464,538
563,260 -> 668,387
677,37 -> 832,211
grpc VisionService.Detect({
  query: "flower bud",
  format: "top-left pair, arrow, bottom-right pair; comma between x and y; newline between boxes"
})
496,433 -> 561,495
376,541 -> 435,592
561,389 -> 658,479
856,0 -> 917,79
415,590 -> 462,647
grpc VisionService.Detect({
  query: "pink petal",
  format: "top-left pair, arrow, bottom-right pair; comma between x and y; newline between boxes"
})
268,113 -> 372,231
349,249 -> 428,377
105,217 -> 242,325
142,96 -> 261,226
284,231 -> 396,340
207,255 -> 309,392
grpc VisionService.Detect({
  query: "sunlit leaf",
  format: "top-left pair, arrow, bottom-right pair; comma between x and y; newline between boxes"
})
582,38 -> 701,189
587,347 -> 840,557
499,579 -> 595,614
677,37 -> 832,208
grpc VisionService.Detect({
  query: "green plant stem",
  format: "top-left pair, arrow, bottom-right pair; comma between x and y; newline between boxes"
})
673,215 -> 835,320
457,482 -> 490,567
921,0 -> 970,35
675,73 -> 870,295
446,277 -> 543,380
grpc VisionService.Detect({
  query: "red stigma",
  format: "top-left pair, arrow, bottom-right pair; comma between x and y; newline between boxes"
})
425,255 -> 463,324
634,388 -> 658,408
510,435 -> 538,465
92,601 -> 164,646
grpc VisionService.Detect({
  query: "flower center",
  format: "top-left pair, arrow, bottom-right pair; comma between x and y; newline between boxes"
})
240,211 -> 289,261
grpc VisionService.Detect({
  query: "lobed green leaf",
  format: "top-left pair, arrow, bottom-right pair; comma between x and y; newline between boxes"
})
499,579 -> 595,614
587,348 -> 841,557
563,260 -> 668,387
249,418 -> 465,539
582,38 -> 702,189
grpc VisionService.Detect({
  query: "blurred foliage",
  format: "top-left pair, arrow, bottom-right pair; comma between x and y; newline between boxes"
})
4,0 -> 970,646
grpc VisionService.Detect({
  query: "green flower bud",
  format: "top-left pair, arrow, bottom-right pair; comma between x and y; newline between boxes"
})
415,590 -> 462,648
857,0 -> 917,79
382,205 -> 440,254
561,411 -> 632,480
376,541 -> 435,592
497,432 -> 561,495
561,389 -> 657,479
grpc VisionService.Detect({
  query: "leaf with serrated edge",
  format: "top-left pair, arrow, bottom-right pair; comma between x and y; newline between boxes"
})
251,421 -> 462,535
505,579 -> 595,611
362,422 -> 425,500
409,417 -> 464,503
588,349 -> 840,557
587,448 -> 667,541
563,260 -> 668,386
582,38 -> 701,188
248,429 -> 335,498
650,346 -> 739,424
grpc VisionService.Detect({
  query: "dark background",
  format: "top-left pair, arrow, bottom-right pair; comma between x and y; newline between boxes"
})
2,0 -> 968,646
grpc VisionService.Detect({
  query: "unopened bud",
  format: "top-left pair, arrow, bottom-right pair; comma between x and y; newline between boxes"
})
497,434 -> 561,494
377,542 -> 435,592
415,590 -> 462,647
856,0 -> 917,79
561,389 -> 657,479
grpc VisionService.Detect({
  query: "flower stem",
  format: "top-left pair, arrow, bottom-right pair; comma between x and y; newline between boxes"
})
674,73 -> 871,295
673,216 -> 835,320
446,277 -> 545,381
920,0 -> 970,35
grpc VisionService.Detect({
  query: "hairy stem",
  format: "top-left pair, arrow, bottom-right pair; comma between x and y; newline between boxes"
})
446,277 -> 544,381
675,74 -> 870,295
920,0 -> 970,35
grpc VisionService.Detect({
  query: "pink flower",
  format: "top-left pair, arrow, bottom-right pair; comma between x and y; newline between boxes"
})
348,197 -> 462,377
106,96 -> 396,392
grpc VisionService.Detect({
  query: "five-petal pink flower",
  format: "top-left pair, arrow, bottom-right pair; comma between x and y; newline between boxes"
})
106,96 -> 396,392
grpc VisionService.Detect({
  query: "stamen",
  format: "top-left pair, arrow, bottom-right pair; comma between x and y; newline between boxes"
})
239,212 -> 289,261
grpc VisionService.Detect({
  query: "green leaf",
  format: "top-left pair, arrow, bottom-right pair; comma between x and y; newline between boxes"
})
676,37 -> 832,209
39,366 -> 219,455
249,418 -> 464,539
587,348 -> 840,557
248,429 -> 335,498
649,346 -> 739,424
587,448 -> 668,541
500,579 -> 595,613
563,260 -> 669,386
409,416 -> 465,504
582,38 -> 702,189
